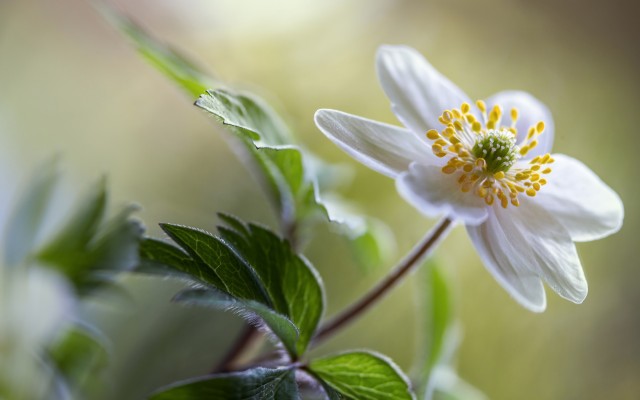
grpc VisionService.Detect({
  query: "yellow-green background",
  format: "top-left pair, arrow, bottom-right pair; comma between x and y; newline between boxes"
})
1,0 -> 637,399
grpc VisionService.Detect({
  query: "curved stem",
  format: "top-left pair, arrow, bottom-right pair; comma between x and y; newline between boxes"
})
211,325 -> 260,373
313,217 -> 453,344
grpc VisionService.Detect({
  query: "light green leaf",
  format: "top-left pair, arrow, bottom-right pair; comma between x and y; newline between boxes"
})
99,8 -> 213,98
217,218 -> 324,356
174,288 -> 299,356
149,367 -> 299,400
412,260 -> 452,398
48,326 -> 109,398
3,157 -> 59,266
309,351 -> 415,400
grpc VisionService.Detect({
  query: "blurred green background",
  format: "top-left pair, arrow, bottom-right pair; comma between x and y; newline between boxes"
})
1,0 -> 638,399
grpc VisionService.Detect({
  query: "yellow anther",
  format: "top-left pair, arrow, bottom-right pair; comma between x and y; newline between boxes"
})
531,165 -> 541,171
476,100 -> 487,113
519,146 -> 530,156
453,121 -> 463,131
442,165 -> 457,174
452,109 -> 462,119
426,129 -> 440,140
477,187 -> 488,198
458,174 -> 468,183
547,157 -> 555,164
470,174 -> 480,181
536,121 -> 545,133
435,139 -> 449,147
511,198 -> 520,207
463,164 -> 474,173
530,174 -> 540,182
487,120 -> 496,130
485,195 -> 495,205
527,127 -> 536,140
541,154 -> 550,163
461,102 -> 471,114
493,171 -> 505,180
465,114 -> 476,123
458,149 -> 470,157
461,182 -> 473,192
526,188 -> 537,197
472,121 -> 482,132
542,168 -> 552,174
533,182 -> 541,190
450,136 -> 461,145
531,156 -> 541,164
539,178 -> 547,185
444,127 -> 455,137
529,140 -> 538,149
443,111 -> 453,122
489,109 -> 500,122
510,108 -> 519,122
501,196 -> 508,208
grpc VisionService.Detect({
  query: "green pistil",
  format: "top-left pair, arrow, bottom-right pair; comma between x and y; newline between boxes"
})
471,130 -> 519,173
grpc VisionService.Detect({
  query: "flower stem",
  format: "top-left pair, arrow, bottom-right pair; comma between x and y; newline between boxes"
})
312,217 -> 453,344
211,324 -> 260,373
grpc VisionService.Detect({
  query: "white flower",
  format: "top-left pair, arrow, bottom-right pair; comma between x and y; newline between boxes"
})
315,45 -> 624,312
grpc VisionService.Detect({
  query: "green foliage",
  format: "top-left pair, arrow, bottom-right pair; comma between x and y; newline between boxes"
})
36,178 -> 144,294
309,351 -> 415,400
3,158 -> 59,267
108,14 -> 393,268
149,367 -> 299,400
48,326 -> 109,398
138,214 -> 324,357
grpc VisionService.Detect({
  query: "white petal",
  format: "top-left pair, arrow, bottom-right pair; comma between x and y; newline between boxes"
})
466,210 -> 547,312
468,200 -> 589,310
376,45 -> 471,135
536,154 -> 624,242
484,91 -> 554,157
314,109 -> 432,178
396,163 -> 488,225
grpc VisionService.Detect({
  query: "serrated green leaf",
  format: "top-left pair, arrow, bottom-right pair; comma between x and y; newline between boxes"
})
35,178 -> 143,294
136,238 -> 202,282
3,157 -> 59,266
149,367 -> 299,400
309,351 -> 415,400
174,288 -> 299,356
159,223 -> 270,305
217,220 -> 324,356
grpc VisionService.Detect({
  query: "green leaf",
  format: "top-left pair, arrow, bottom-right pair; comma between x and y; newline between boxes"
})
137,238 -> 202,282
149,367 -> 299,400
413,260 -> 453,399
48,326 -> 109,398
3,157 -> 59,266
217,219 -> 324,356
35,178 -> 143,294
159,223 -> 270,305
104,12 -> 395,266
99,8 -> 213,98
309,351 -> 415,400
174,288 -> 299,356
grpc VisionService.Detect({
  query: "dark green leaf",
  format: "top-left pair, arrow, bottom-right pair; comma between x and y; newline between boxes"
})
149,367 -> 299,400
174,288 -> 299,355
217,220 -> 324,356
159,223 -> 270,305
137,238 -> 202,282
309,352 -> 415,400
3,157 -> 59,266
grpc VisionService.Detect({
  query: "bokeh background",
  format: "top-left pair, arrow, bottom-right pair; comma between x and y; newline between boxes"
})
1,0 -> 638,399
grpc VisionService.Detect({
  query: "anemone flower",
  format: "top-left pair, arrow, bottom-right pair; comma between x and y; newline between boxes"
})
314,45 -> 623,311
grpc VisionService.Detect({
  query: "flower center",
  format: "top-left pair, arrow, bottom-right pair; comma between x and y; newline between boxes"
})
425,101 -> 554,208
